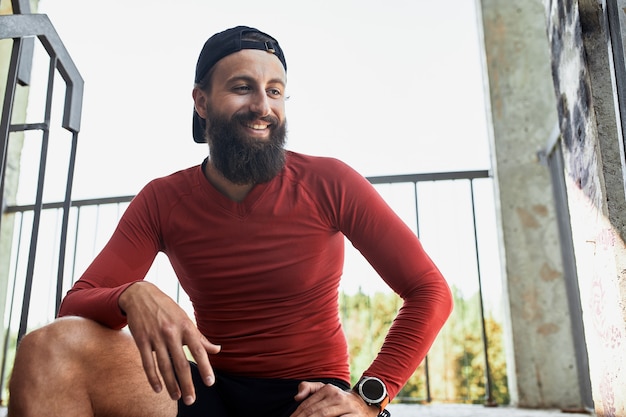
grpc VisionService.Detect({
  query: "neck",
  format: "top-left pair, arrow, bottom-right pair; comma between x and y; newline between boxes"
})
203,160 -> 255,202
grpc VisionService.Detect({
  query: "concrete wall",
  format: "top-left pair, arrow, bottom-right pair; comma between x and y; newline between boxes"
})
478,0 -> 626,414
476,0 -> 585,409
543,0 -> 626,415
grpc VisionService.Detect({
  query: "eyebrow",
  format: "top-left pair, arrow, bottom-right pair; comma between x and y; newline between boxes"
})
227,74 -> 286,88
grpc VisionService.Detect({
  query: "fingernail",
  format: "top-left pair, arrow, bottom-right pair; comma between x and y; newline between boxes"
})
185,395 -> 195,405
206,375 -> 215,386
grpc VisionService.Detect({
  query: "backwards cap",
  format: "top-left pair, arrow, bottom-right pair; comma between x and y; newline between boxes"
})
192,26 -> 287,143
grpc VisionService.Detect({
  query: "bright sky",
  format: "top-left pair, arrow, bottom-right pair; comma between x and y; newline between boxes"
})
30,0 -> 490,200
11,0 -> 503,323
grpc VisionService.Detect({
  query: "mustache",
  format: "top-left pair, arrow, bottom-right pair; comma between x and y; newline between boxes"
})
232,112 -> 280,126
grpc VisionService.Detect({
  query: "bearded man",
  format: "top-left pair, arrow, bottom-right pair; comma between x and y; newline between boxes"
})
8,26 -> 452,417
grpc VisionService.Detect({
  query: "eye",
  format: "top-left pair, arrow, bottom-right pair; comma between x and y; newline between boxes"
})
233,85 -> 252,93
267,88 -> 283,98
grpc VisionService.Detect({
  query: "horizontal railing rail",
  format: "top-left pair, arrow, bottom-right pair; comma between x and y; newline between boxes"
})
4,195 -> 135,213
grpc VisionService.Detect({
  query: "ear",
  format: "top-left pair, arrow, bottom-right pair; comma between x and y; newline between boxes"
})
192,87 -> 209,119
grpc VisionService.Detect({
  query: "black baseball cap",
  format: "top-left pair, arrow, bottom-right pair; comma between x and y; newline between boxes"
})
192,26 -> 287,143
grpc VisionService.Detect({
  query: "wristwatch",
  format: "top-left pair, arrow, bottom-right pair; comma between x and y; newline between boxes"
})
353,376 -> 391,417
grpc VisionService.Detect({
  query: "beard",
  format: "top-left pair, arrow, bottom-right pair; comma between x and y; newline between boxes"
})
204,108 -> 287,185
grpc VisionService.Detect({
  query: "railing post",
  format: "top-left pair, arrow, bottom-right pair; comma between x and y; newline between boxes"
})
412,180 -> 432,403
55,131 -> 79,313
16,54 -> 56,341
469,179 -> 497,407
0,12 -> 84,348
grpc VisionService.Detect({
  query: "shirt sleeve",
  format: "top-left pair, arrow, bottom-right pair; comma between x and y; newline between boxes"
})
57,184 -> 162,329
324,160 -> 453,399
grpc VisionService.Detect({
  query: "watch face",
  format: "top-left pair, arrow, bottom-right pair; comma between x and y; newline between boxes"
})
361,377 -> 386,403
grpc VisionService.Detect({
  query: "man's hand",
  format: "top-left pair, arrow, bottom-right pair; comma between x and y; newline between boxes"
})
291,381 -> 380,417
118,281 -> 221,405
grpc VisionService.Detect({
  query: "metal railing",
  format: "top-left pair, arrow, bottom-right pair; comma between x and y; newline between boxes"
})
1,170 -> 502,404
0,8 -> 84,342
368,170 -> 497,405
1,6 -> 84,404
538,127 -> 594,410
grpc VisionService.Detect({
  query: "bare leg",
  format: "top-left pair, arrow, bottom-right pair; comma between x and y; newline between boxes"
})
8,316 -> 177,417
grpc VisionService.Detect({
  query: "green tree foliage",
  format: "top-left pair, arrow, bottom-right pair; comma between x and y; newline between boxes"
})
340,290 -> 401,385
340,286 -> 509,404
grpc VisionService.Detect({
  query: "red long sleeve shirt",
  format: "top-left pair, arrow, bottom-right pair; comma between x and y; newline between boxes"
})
59,151 -> 452,399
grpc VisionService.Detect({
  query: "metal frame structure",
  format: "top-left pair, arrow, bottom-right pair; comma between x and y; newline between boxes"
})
538,127 -> 594,411
0,4 -> 84,344
369,170 -> 496,405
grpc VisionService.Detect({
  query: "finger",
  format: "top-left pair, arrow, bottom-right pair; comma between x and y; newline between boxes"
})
169,347 -> 196,405
137,342 -> 163,393
292,385 -> 351,417
293,381 -> 325,401
202,336 -> 222,355
154,346 -> 182,401
189,337 -> 220,387
291,387 -> 326,417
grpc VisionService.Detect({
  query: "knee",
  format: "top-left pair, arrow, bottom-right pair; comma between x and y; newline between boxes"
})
11,317 -> 128,388
9,317 -> 116,407
14,317 -> 113,367
20,316 -> 76,347
9,318 -> 83,394
15,319 -> 70,365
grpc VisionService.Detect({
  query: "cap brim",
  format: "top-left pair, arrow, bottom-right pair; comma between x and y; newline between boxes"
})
193,110 -> 207,143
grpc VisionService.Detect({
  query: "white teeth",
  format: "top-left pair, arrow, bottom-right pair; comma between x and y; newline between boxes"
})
247,123 -> 268,130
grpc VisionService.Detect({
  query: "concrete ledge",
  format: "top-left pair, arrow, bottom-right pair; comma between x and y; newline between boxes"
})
0,403 -> 594,416
386,404 -> 593,417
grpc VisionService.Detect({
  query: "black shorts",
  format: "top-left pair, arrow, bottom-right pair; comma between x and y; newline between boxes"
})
177,363 -> 350,417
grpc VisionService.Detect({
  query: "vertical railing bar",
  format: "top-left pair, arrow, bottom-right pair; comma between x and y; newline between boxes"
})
545,143 -> 594,409
0,37 -> 23,225
460,286 -> 470,401
92,204 -> 101,256
469,178 -> 497,406
48,208 -> 62,314
55,131 -> 78,313
17,55 -> 57,341
413,182 -> 421,238
412,181 -> 432,403
13,0 -> 34,88
69,206 -> 81,285
0,212 -> 24,403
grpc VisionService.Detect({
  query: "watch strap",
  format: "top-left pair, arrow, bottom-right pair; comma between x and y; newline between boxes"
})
379,394 -> 390,410
377,395 -> 390,416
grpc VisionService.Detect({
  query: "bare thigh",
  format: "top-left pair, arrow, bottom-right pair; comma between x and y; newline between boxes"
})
8,316 -> 177,417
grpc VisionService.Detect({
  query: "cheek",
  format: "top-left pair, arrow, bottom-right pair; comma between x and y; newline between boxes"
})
272,102 -> 286,121
218,96 -> 251,115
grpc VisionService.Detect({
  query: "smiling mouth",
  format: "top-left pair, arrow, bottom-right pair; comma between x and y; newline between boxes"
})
246,123 -> 270,131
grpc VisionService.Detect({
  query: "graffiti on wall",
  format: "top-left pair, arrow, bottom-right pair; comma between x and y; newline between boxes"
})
546,1 -> 626,415
547,0 -> 602,207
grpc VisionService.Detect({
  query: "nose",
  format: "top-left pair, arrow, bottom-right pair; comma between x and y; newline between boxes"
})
249,91 -> 271,117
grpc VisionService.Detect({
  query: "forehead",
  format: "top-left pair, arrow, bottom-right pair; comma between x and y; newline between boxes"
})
211,49 -> 287,85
